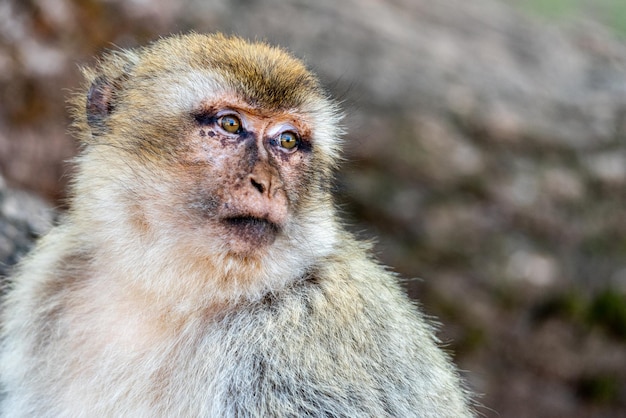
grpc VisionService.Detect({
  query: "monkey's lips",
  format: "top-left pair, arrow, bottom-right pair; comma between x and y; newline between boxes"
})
221,215 -> 280,249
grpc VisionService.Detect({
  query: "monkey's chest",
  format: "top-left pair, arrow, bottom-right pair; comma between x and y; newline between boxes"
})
33,307 -> 226,416
36,285 -> 389,417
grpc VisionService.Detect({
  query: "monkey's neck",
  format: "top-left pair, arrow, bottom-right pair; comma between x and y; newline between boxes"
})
67,210 -> 338,310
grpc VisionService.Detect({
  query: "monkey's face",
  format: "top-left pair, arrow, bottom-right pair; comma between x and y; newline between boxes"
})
78,34 -> 342,275
178,99 -> 316,255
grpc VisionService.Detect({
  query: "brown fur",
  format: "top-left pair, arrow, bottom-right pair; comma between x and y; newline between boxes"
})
1,33 -> 473,417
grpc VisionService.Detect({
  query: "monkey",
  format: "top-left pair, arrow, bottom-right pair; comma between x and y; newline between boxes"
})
0,33 -> 474,417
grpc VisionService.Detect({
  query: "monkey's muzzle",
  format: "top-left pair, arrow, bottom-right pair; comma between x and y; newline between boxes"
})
222,216 -> 280,248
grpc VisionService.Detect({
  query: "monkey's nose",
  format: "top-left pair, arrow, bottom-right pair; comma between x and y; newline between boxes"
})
250,177 -> 266,194
248,158 -> 281,196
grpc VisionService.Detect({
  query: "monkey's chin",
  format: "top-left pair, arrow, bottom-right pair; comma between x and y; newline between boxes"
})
221,216 -> 280,255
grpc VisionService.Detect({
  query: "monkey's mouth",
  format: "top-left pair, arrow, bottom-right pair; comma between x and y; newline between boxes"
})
222,216 -> 280,248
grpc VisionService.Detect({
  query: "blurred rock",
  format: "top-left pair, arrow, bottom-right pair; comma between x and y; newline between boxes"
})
584,152 -> 626,185
0,174 -> 53,279
505,249 -> 560,287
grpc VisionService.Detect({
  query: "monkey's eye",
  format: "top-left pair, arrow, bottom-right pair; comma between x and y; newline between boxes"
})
220,115 -> 242,134
279,131 -> 299,150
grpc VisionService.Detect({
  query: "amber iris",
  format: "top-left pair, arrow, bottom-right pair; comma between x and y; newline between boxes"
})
280,131 -> 298,149
220,115 -> 242,133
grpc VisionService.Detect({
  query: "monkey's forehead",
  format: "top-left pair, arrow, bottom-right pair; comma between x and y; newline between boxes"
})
135,33 -> 324,111
147,68 -> 343,160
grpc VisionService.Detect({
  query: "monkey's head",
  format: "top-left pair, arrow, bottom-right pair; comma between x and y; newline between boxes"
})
70,34 -> 343,298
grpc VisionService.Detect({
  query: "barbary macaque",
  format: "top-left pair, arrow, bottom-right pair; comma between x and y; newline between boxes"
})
0,33 -> 473,417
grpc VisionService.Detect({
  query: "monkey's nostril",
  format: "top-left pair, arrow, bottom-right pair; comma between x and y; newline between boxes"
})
250,178 -> 266,194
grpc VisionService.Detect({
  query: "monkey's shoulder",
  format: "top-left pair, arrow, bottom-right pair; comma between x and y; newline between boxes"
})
211,249 -> 471,417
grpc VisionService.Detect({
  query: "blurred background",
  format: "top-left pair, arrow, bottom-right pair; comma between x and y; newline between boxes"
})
1,0 -> 625,416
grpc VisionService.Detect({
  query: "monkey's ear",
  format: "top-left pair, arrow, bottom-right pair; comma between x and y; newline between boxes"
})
79,50 -> 138,139
86,76 -> 115,132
